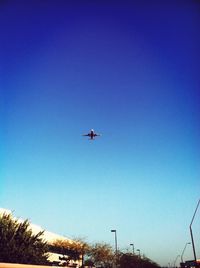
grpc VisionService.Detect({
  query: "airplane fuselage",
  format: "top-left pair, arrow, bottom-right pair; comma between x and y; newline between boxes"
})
83,129 -> 100,140
90,130 -> 95,139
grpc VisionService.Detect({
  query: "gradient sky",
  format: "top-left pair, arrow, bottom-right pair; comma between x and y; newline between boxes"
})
1,1 -> 200,266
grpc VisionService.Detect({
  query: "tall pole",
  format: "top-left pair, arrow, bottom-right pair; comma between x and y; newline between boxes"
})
130,243 -> 134,254
137,249 -> 141,257
190,199 -> 200,263
111,230 -> 118,267
181,242 -> 191,263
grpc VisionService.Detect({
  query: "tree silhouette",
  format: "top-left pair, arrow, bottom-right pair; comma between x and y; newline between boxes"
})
118,252 -> 160,268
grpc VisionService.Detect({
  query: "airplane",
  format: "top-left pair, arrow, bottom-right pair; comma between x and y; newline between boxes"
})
82,129 -> 101,140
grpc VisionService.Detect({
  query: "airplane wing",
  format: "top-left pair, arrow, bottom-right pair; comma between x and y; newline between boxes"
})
94,133 -> 101,136
82,134 -> 90,136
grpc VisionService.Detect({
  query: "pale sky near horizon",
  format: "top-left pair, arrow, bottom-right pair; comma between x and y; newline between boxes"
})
1,1 -> 200,266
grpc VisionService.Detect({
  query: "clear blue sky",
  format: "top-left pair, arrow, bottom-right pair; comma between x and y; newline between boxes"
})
1,1 -> 200,266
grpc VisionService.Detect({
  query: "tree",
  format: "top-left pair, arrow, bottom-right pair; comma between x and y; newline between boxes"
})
87,243 -> 114,268
118,252 -> 160,268
0,212 -> 50,265
51,237 -> 90,266
51,239 -> 82,262
118,252 -> 139,268
73,238 -> 90,267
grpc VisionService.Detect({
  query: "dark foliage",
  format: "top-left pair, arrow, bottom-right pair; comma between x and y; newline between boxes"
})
0,213 -> 50,265
118,252 -> 160,268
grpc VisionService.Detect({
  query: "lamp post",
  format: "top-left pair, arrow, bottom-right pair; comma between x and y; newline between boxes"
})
111,230 -> 118,268
190,199 -> 200,263
130,243 -> 134,254
181,242 -> 191,263
137,249 -> 141,257
174,255 -> 180,268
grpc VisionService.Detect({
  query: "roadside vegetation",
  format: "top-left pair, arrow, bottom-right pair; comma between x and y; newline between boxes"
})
0,212 -> 160,268
43,237 -> 161,268
0,212 -> 49,265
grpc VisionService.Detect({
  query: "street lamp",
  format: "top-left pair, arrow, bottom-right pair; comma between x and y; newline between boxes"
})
111,230 -> 118,255
190,199 -> 200,263
130,243 -> 134,254
137,249 -> 141,257
174,255 -> 180,268
181,242 -> 191,263
111,230 -> 118,267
